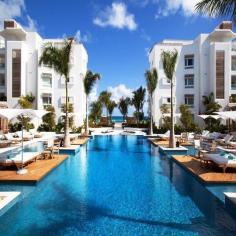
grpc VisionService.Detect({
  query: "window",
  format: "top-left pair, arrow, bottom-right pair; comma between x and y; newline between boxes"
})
0,74 -> 5,86
12,49 -> 21,97
184,55 -> 194,69
0,93 -> 6,101
185,94 -> 194,107
41,73 -> 52,87
162,97 -> 175,104
0,54 -> 5,68
232,56 -> 236,71
184,74 -> 194,88
232,76 -> 236,90
42,94 -> 52,108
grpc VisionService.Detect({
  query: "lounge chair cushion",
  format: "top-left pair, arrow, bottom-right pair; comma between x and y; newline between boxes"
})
0,152 -> 40,164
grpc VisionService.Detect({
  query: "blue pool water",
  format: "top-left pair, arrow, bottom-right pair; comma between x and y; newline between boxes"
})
0,136 -> 236,235
0,141 -> 45,159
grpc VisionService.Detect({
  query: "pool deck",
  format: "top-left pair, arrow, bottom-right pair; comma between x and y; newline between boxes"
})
173,155 -> 236,184
149,139 -> 193,147
71,137 -> 89,145
0,154 -> 68,183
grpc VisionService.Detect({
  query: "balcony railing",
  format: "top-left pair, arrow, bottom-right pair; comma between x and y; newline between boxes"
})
232,45 -> 236,51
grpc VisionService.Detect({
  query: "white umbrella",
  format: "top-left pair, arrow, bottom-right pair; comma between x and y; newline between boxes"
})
0,109 -> 24,120
0,109 -> 49,174
198,114 -> 221,120
163,113 -> 181,118
215,111 -> 236,120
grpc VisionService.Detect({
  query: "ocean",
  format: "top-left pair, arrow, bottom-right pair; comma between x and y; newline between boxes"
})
111,116 -> 124,123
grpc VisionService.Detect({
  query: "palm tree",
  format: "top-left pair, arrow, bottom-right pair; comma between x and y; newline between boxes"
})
39,38 -> 74,147
145,68 -> 158,135
161,50 -> 178,148
118,97 -> 130,122
202,92 -> 221,131
195,0 -> 236,23
132,86 -> 146,125
99,91 -> 112,124
89,100 -> 102,125
202,92 -> 221,114
107,100 -> 117,124
83,70 -> 101,134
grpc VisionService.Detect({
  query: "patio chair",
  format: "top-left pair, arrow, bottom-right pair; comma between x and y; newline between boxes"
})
4,133 -> 21,144
156,130 -> 170,140
15,131 -> 34,141
203,152 -> 236,172
42,139 -> 59,159
29,129 -> 43,138
194,140 -> 217,166
0,140 -> 12,148
216,134 -> 233,146
179,132 -> 188,143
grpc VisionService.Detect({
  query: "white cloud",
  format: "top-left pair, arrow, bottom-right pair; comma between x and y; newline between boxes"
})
0,0 -> 38,31
93,2 -> 137,31
75,30 -> 91,43
0,0 -> 25,29
154,0 -> 199,18
23,15 -> 37,31
107,84 -> 133,103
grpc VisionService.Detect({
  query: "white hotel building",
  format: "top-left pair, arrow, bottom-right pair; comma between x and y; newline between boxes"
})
149,21 -> 236,127
0,19 -> 88,127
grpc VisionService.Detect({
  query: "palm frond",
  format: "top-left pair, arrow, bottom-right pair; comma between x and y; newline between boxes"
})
161,50 -> 178,81
195,0 -> 236,23
84,70 -> 101,95
145,68 -> 158,96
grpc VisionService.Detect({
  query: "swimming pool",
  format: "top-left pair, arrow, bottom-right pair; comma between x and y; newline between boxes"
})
0,136 -> 236,235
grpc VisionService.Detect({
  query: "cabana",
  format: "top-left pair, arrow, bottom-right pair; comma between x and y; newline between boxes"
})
0,109 -> 48,174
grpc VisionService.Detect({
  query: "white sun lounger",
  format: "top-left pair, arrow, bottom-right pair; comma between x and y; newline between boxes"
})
204,153 -> 236,172
0,152 -> 40,167
157,130 -> 170,140
216,134 -> 233,145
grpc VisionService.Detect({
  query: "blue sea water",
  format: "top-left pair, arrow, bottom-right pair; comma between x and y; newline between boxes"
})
111,116 -> 124,123
0,136 -> 236,235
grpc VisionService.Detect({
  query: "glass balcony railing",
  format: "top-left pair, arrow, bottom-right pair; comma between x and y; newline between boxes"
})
232,45 -> 236,51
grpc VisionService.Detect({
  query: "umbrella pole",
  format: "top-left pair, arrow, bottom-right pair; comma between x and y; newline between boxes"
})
17,115 -> 28,175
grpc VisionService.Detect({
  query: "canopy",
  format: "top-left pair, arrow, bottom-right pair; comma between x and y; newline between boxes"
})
163,113 -> 181,118
0,109 -> 48,120
198,114 -> 221,120
0,109 -> 24,120
215,111 -> 236,120
0,109 -> 50,175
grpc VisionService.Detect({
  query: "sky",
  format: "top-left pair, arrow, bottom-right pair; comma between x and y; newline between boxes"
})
0,0 -> 228,115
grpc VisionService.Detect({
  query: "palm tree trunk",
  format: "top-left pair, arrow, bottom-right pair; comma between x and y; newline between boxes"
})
169,81 -> 175,148
85,95 -> 89,135
149,95 -> 153,135
107,108 -> 109,126
64,79 -> 70,147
